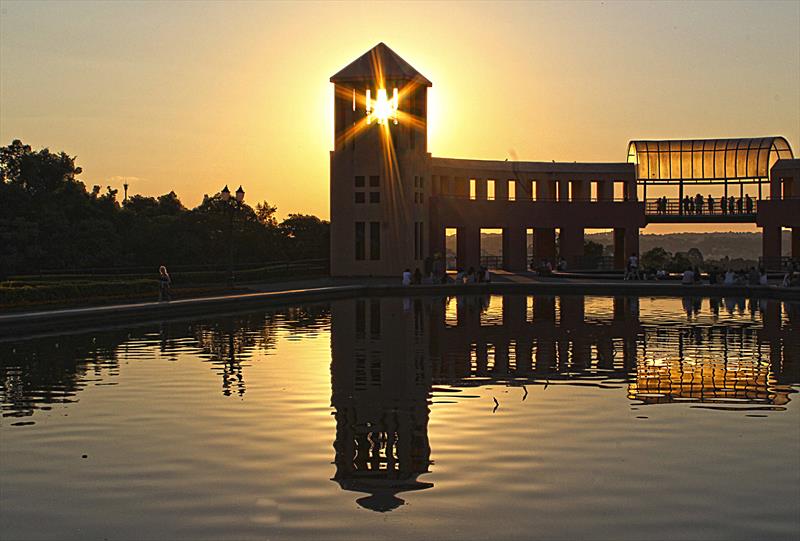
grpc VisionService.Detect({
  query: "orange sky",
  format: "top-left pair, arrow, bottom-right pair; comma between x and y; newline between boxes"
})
1,1 -> 798,233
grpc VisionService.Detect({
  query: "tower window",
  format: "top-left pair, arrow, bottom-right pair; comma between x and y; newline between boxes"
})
369,222 -> 381,260
369,175 -> 380,187
355,222 -> 365,260
355,192 -> 365,203
369,191 -> 380,203
355,175 -> 365,187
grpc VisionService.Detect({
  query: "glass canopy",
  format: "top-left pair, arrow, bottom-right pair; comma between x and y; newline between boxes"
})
627,137 -> 794,184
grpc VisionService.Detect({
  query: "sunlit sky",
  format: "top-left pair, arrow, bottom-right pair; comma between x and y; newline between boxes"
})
1,1 -> 798,232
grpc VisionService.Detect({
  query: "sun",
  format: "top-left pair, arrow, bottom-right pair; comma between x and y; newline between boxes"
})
367,88 -> 398,125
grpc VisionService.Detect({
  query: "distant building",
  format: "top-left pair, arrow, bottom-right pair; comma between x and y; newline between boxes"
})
330,43 -> 799,275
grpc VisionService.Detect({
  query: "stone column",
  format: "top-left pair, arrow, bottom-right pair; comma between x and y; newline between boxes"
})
475,178 -> 487,200
597,179 -> 614,201
517,179 -> 533,201
502,227 -> 528,271
457,225 -> 480,270
571,179 -> 590,201
625,228 -> 640,260
557,179 -> 570,202
536,178 -> 556,201
613,228 -> 626,269
559,227 -> 584,267
428,223 -> 446,261
533,228 -> 556,263
762,225 -> 782,268
770,174 -> 783,200
495,179 -> 508,201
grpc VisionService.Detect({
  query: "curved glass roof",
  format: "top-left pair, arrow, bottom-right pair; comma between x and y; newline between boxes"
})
627,137 -> 794,183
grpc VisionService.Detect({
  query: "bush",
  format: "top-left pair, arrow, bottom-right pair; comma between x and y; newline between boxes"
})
0,279 -> 158,306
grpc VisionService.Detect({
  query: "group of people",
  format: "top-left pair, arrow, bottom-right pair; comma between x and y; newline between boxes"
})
402,264 -> 491,285
652,194 -> 755,215
531,257 -> 568,276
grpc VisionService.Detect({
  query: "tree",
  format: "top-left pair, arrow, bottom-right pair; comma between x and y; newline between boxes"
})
687,247 -> 704,267
583,240 -> 604,259
255,201 -> 278,228
280,214 -> 330,260
641,247 -> 671,270
0,139 -> 332,274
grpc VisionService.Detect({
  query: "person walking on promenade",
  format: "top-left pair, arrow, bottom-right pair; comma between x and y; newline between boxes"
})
736,196 -> 743,214
158,265 -> 172,302
721,196 -> 728,214
745,194 -> 754,214
695,193 -> 704,214
729,196 -> 736,214
708,194 -> 715,214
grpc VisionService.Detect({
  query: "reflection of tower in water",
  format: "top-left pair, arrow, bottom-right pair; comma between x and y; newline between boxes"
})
328,294 -> 798,509
330,298 -> 433,512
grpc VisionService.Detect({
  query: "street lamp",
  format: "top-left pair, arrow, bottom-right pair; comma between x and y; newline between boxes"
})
221,184 -> 245,288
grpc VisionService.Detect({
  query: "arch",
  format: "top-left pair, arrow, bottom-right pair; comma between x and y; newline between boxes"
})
627,137 -> 794,183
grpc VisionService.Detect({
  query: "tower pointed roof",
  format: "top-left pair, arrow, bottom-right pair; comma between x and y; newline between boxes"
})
330,43 -> 431,86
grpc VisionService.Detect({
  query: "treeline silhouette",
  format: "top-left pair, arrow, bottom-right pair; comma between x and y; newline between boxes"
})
0,140 -> 329,276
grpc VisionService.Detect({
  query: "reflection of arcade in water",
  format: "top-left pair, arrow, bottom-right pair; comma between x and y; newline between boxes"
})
330,295 -> 799,510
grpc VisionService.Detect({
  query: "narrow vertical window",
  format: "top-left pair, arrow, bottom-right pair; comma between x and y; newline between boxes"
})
487,180 -> 495,201
470,179 -> 476,200
414,221 -> 419,259
419,222 -> 424,260
355,222 -> 365,260
508,180 -> 516,201
369,221 -> 381,260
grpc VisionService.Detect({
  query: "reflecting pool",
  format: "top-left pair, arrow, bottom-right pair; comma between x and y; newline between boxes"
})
2,295 -> 799,540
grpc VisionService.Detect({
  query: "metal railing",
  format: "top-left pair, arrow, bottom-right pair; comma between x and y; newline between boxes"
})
479,255 -> 503,269
435,194 -> 635,203
645,197 -> 758,216
758,256 -> 798,271
571,255 -> 616,270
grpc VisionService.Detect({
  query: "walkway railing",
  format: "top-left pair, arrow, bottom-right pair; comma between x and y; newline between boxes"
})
480,255 -> 503,269
435,194 -> 634,203
645,197 -> 758,217
759,256 -> 798,271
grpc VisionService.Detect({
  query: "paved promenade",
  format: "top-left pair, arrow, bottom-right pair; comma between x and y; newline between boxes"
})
2,272 -> 798,340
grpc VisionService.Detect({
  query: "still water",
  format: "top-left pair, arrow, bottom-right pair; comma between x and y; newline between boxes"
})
1,295 -> 799,540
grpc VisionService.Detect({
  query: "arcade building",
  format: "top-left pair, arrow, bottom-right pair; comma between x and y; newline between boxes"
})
330,43 -> 799,276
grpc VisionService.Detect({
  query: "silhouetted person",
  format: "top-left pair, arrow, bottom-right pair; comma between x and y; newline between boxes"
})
721,196 -> 728,214
707,194 -> 714,214
158,265 -> 171,302
745,194 -> 753,214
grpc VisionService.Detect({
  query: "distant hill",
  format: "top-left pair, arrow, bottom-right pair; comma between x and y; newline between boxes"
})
446,231 -> 791,260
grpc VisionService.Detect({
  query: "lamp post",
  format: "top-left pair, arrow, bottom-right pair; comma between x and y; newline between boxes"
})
221,184 -> 245,288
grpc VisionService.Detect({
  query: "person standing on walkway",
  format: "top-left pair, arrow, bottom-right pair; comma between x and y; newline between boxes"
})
158,266 -> 172,302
